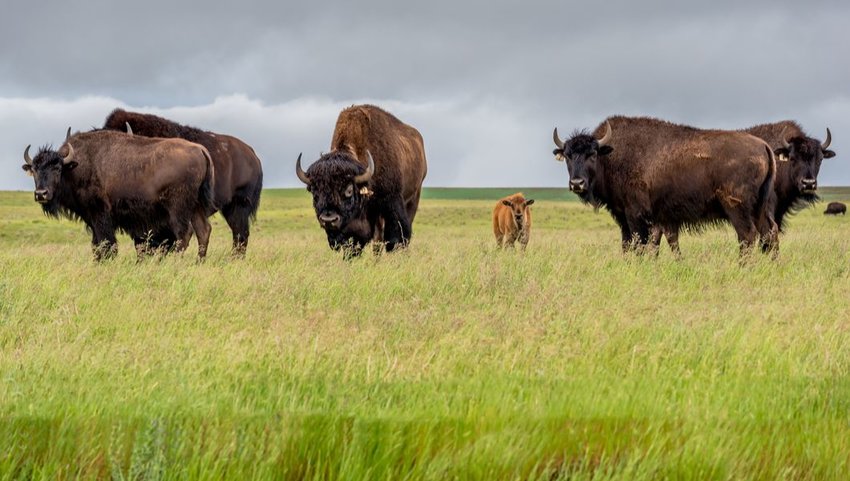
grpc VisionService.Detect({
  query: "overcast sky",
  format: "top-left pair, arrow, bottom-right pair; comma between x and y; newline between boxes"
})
2,0 -> 848,190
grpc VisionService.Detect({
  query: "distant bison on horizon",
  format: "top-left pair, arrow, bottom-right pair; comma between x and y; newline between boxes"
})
824,202 -> 846,215
493,193 -> 534,249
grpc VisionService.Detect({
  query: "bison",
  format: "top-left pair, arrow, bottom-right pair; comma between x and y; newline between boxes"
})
552,116 -> 778,256
824,202 -> 846,215
22,128 -> 215,260
295,105 -> 428,255
653,121 -> 836,254
493,193 -> 534,249
103,109 -> 263,256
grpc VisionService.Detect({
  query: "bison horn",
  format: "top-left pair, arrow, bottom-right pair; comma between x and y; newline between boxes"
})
65,127 -> 71,142
23,145 -> 32,165
552,128 -> 565,149
597,120 -> 613,146
780,127 -> 791,150
62,142 -> 75,163
822,128 -> 832,150
295,153 -> 310,185
354,150 -> 375,184
125,122 -> 133,136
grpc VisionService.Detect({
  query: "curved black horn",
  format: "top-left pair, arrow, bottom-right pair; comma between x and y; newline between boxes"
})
553,128 -> 565,149
23,145 -> 32,165
125,122 -> 133,136
295,153 -> 310,185
822,128 -> 832,150
597,121 -> 612,146
354,151 -> 374,184
65,127 -> 71,142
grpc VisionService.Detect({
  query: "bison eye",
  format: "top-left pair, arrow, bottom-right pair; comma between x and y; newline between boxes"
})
344,184 -> 354,198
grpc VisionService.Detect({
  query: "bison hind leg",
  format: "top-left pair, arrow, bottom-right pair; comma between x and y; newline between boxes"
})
192,211 -> 212,260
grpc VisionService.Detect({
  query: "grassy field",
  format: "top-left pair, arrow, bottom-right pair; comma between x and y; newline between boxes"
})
1,187 -> 849,480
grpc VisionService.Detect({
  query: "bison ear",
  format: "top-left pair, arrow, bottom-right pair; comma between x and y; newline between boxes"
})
597,145 -> 614,156
823,149 -> 836,159
62,161 -> 78,171
22,164 -> 33,175
501,200 -> 512,207
525,199 -> 535,207
553,149 -> 565,161
774,147 -> 790,161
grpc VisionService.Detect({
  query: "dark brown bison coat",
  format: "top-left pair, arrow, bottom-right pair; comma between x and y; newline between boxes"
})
296,105 -> 428,254
553,116 -> 777,255
22,130 -> 215,260
654,120 -> 835,254
824,202 -> 846,215
103,109 -> 263,255
493,193 -> 534,249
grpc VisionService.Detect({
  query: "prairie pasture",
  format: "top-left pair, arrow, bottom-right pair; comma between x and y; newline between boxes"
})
1,187 -> 849,480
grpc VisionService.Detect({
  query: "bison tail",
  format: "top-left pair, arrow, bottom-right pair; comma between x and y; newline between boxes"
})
247,169 -> 263,221
755,144 -> 777,226
199,147 -> 217,216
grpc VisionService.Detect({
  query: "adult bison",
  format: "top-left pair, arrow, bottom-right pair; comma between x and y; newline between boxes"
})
552,116 -> 778,256
296,105 -> 427,255
824,202 -> 846,215
653,121 -> 836,254
103,109 -> 263,256
22,129 -> 215,260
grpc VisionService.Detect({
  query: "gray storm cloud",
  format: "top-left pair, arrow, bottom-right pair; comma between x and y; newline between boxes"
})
2,0 -> 848,190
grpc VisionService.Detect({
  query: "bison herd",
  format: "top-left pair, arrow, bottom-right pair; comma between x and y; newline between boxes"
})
20,104 -> 841,261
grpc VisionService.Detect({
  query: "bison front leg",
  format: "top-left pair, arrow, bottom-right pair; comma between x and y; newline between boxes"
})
90,215 -> 118,261
382,201 -> 412,252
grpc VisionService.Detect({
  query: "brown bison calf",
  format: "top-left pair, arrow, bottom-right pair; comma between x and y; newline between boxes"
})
493,193 -> 534,249
824,202 -> 846,215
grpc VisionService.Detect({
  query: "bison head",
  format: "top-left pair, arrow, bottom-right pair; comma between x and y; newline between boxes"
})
775,128 -> 835,195
295,149 -> 375,250
501,197 -> 534,228
552,121 -> 613,201
21,129 -> 78,212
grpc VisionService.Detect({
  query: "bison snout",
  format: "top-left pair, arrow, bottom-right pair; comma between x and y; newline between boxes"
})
800,178 -> 817,192
569,179 -> 586,192
34,189 -> 49,203
318,212 -> 342,229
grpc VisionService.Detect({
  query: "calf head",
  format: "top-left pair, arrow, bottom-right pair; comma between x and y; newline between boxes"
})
774,128 -> 835,194
552,121 -> 613,202
296,149 -> 375,248
21,129 -> 78,213
501,197 -> 534,228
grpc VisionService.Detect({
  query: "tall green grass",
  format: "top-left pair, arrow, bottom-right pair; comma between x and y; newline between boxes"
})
1,188 -> 849,480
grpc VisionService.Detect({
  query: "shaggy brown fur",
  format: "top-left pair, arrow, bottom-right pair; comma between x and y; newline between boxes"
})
297,105 -> 428,254
103,109 -> 263,256
653,120 -> 836,254
22,130 -> 215,260
493,193 -> 534,249
553,116 -> 778,256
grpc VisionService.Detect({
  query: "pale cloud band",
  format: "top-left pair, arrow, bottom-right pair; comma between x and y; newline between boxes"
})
3,94 -> 848,191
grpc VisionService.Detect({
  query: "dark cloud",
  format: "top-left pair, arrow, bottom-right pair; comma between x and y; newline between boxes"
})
2,0 -> 848,189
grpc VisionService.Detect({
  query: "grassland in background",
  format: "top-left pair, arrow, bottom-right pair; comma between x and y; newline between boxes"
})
1,187 -> 849,480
